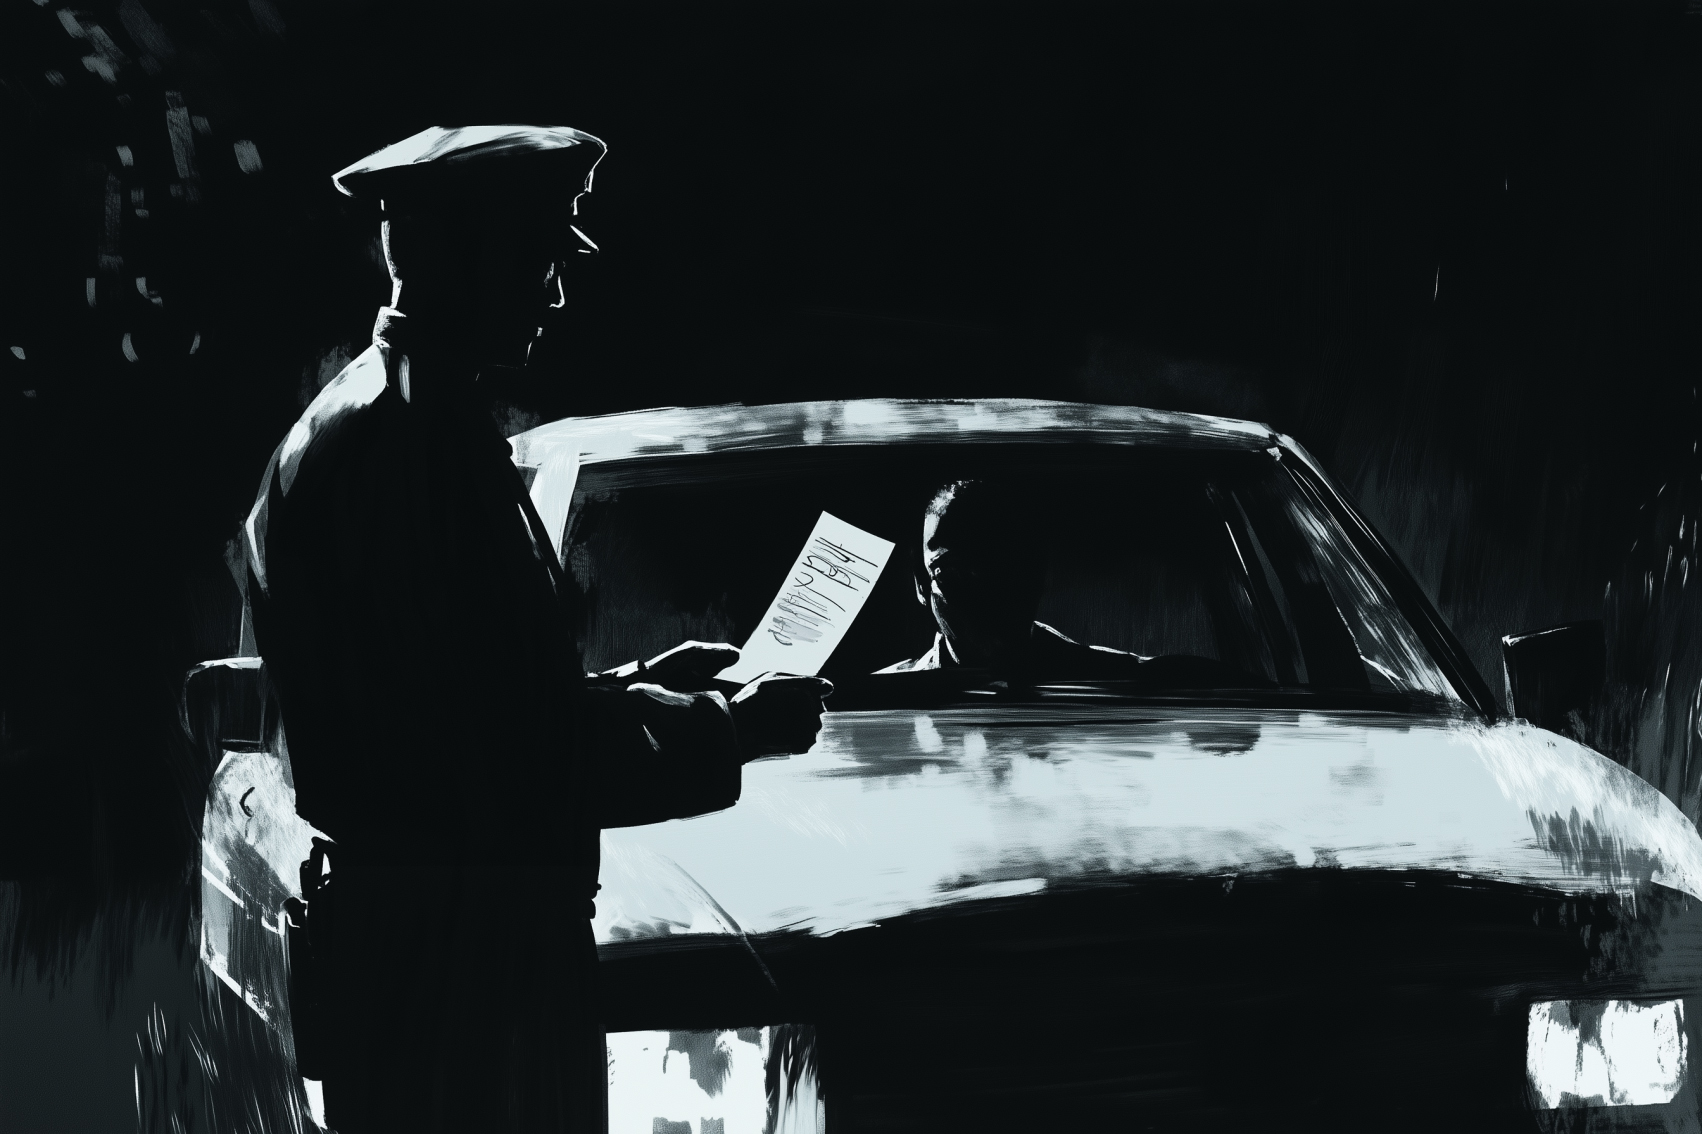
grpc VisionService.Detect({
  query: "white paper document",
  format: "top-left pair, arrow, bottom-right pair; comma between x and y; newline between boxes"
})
717,511 -> 896,684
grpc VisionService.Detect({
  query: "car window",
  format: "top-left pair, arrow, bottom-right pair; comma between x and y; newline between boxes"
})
1214,466 -> 1460,699
1027,475 -> 1279,681
562,444 -> 1461,707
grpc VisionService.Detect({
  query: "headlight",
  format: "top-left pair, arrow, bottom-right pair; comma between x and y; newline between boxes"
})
606,1026 -> 823,1133
1528,1000 -> 1688,1108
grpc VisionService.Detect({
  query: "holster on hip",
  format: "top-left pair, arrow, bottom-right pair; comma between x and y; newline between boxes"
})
282,836 -> 336,1081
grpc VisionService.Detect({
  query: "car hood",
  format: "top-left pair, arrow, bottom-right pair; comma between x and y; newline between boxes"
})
594,706 -> 1702,944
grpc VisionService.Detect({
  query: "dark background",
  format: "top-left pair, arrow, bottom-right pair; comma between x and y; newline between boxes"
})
1,0 -> 1699,1128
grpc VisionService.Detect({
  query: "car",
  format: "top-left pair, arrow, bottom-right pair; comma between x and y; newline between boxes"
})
194,399 -> 1702,1134
517,398 -> 1702,1133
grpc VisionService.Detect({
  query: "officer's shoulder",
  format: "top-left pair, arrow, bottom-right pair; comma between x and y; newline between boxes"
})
273,344 -> 391,497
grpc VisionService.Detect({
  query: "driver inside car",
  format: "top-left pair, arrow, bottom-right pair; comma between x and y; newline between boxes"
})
877,478 -> 1252,687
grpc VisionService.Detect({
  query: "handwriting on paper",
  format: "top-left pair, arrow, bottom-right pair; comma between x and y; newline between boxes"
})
717,512 -> 895,684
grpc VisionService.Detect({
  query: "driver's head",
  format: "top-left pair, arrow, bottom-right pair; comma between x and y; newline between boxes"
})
333,125 -> 606,369
915,479 -> 1047,667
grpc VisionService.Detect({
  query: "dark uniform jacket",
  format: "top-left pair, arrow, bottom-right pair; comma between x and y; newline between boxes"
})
244,311 -> 738,1132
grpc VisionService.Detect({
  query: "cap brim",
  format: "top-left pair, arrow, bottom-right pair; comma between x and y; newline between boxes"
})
333,125 -> 607,210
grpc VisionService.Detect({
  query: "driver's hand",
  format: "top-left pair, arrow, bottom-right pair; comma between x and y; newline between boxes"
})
728,673 -> 833,761
599,641 -> 741,691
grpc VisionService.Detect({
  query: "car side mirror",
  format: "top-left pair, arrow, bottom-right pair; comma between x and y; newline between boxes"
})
1500,621 -> 1605,740
180,657 -> 275,755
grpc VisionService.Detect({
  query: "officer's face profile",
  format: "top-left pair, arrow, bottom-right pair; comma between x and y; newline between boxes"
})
466,213 -> 576,368
383,188 -> 591,369
915,483 -> 1047,667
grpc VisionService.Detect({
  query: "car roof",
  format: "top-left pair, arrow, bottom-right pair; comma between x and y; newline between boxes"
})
509,398 -> 1281,469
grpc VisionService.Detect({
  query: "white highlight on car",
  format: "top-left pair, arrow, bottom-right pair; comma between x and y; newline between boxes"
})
598,708 -> 1702,944
607,1027 -> 822,1134
303,1078 -> 327,1130
528,446 -> 581,558
1527,1000 -> 1687,1109
199,744 -> 329,1117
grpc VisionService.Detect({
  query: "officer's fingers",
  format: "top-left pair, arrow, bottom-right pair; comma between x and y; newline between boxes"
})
734,673 -> 791,701
653,641 -> 739,667
773,701 -> 827,732
755,693 -> 818,723
788,723 -> 824,747
651,651 -> 741,687
685,645 -> 741,670
755,674 -> 833,697
676,641 -> 738,660
765,671 -> 827,686
782,704 -> 827,734
787,687 -> 832,713
788,727 -> 825,752
784,690 -> 828,715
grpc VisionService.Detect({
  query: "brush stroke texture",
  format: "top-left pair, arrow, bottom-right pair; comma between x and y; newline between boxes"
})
511,398 -> 1276,471
597,708 -> 1702,946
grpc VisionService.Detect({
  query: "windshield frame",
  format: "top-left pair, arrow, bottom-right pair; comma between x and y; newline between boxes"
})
1273,456 -> 1499,720
558,439 -> 1498,721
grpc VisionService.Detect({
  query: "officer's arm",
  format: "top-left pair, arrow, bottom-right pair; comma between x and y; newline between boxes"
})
587,641 -> 741,687
581,682 -> 743,829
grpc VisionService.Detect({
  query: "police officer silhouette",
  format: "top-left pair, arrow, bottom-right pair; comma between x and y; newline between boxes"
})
245,125 -> 828,1133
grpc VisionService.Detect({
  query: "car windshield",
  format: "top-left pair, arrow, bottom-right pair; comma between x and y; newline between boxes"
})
560,443 -> 1464,711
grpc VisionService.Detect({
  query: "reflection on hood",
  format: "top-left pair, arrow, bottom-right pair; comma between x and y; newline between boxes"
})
598,707 -> 1702,943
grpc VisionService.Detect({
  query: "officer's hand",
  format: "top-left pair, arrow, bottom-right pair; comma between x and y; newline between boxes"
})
728,673 -> 833,761
600,641 -> 741,691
